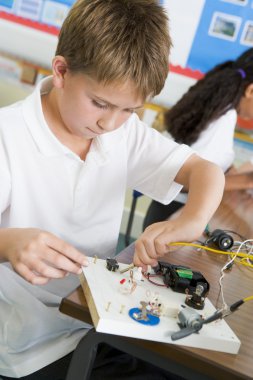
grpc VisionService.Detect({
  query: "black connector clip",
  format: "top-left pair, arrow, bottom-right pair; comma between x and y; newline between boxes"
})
207,229 -> 234,251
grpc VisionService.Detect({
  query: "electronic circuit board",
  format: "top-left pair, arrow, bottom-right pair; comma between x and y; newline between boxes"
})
81,257 -> 240,354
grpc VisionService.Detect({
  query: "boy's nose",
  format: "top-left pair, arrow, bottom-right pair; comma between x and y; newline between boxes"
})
97,113 -> 117,132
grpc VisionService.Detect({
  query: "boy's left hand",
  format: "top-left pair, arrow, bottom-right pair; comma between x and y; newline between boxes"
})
133,156 -> 225,269
133,217 -> 204,268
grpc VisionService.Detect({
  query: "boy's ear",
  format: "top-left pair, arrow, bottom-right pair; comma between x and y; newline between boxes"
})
245,83 -> 253,99
52,56 -> 68,88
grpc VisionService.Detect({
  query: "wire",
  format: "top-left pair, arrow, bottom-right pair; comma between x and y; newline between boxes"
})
230,240 -> 253,266
167,242 -> 249,258
229,295 -> 253,313
234,258 -> 253,268
166,240 -> 253,309
218,239 -> 253,309
199,295 -> 253,328
243,295 -> 253,302
219,264 -> 228,310
142,273 -> 166,287
223,229 -> 246,241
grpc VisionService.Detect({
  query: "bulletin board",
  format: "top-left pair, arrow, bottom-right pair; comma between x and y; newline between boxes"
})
187,0 -> 253,74
1,0 -> 253,73
161,0 -> 253,78
161,0 -> 253,129
1,0 -> 253,130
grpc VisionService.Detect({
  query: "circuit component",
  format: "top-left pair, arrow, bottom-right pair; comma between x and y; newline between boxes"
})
106,258 -> 119,272
154,262 -> 209,297
206,229 -> 234,251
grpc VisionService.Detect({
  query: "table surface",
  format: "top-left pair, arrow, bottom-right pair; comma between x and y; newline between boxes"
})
60,190 -> 253,380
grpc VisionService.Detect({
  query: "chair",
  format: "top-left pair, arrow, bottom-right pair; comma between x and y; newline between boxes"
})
124,190 -> 143,246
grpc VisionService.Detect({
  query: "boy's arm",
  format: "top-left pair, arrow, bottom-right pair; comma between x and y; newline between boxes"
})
134,154 -> 225,268
0,228 -> 88,285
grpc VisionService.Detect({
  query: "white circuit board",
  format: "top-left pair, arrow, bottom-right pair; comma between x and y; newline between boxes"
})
82,257 -> 240,354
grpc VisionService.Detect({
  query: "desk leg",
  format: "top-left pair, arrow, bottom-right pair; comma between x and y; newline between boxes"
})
66,328 -> 213,380
66,329 -> 98,380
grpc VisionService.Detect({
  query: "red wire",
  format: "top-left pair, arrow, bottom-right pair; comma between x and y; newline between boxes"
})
143,273 -> 167,287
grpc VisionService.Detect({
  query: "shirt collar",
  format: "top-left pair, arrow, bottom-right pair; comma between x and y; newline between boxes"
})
22,76 -> 128,163
22,76 -> 69,158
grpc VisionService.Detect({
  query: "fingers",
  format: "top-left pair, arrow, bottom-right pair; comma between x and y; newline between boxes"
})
134,240 -> 158,268
134,224 -> 170,267
135,217 -> 206,269
17,263 -> 50,285
42,247 -> 85,275
14,250 -> 71,285
44,233 -> 89,267
143,224 -> 167,255
14,245 -> 85,285
9,230 -> 90,283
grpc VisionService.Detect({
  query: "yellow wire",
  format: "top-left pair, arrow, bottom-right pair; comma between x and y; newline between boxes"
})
243,295 -> 253,302
167,242 -> 250,258
234,258 -> 253,268
165,242 -> 253,304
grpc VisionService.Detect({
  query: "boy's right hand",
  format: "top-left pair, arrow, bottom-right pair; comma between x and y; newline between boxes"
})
0,228 -> 88,285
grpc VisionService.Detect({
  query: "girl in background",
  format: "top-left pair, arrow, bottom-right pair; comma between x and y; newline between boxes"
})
144,48 -> 253,230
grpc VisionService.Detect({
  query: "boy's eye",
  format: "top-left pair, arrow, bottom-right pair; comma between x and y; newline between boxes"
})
92,100 -> 108,109
92,99 -> 136,114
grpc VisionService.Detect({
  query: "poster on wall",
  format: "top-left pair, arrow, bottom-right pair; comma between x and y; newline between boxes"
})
161,0 -> 205,78
0,0 -> 75,34
1,0 -> 252,70
161,0 -> 253,130
161,0 -> 253,76
188,0 -> 253,73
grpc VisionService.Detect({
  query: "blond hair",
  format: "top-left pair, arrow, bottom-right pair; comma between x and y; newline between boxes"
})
56,0 -> 171,99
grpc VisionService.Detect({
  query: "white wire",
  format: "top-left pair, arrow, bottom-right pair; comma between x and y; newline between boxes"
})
246,241 -> 253,264
219,239 -> 253,310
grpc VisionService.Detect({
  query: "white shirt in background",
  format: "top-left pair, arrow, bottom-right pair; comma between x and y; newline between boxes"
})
164,109 -> 237,203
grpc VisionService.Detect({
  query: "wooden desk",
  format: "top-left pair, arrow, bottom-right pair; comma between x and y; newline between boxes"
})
60,191 -> 253,380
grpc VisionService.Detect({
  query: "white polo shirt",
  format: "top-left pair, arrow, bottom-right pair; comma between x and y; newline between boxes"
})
0,77 -> 193,377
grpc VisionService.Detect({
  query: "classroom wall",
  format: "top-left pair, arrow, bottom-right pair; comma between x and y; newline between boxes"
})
0,0 -> 201,109
0,78 -> 31,107
0,18 -> 57,69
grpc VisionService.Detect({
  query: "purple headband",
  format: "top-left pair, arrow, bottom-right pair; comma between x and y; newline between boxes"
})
237,68 -> 246,79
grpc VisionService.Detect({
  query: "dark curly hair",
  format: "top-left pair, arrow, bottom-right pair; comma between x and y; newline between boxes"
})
165,48 -> 253,145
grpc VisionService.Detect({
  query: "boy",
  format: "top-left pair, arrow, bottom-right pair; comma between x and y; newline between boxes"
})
0,0 -> 224,378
